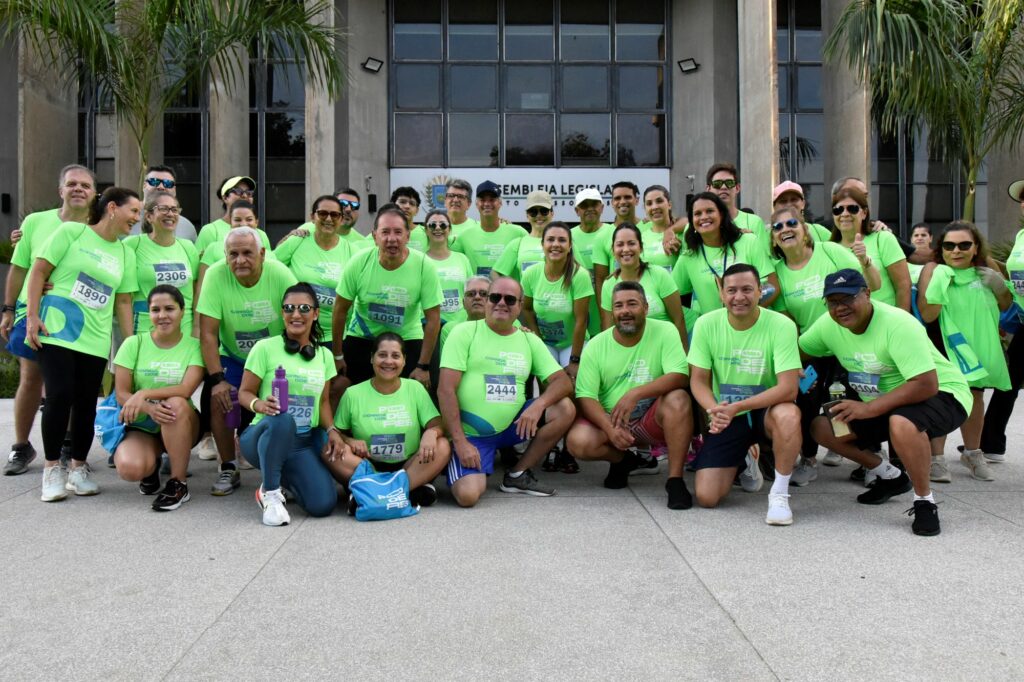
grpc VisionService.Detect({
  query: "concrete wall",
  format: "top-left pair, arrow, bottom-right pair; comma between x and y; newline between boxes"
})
736,0 -> 779,217
986,148 -> 1023,245
207,49 -> 249,220
821,0 -> 870,190
0,39 -> 19,235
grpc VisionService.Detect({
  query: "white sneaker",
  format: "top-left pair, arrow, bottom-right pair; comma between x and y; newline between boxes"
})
821,450 -> 843,467
195,435 -> 218,461
739,446 -> 764,493
766,493 -> 793,526
256,486 -> 290,526
41,465 -> 68,502
65,465 -> 100,496
961,450 -> 995,482
929,455 -> 952,483
790,458 -> 818,487
983,452 -> 1005,463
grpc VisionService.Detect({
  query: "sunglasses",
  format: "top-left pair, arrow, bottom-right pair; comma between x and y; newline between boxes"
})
771,218 -> 800,232
527,207 -> 551,217
153,205 -> 181,215
338,199 -> 360,210
464,289 -> 488,298
831,204 -> 862,216
710,179 -> 737,189
282,303 -> 315,314
941,241 -> 975,252
227,188 -> 254,198
445,193 -> 468,202
426,221 -> 450,230
144,177 -> 176,189
315,210 -> 342,221
825,294 -> 860,309
488,293 -> 519,306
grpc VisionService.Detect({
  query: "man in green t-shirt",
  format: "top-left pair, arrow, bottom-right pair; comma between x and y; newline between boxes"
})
799,269 -> 970,537
439,277 -> 575,507
1,164 -> 96,475
444,178 -> 479,239
705,162 -> 766,234
452,181 -> 523,276
568,281 -> 694,509
276,187 -> 371,251
688,264 -> 803,526
196,227 -> 298,495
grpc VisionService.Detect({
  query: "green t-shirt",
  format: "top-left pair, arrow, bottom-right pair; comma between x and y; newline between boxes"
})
908,262 -> 924,285
114,333 -> 204,431
11,209 -> 64,318
571,222 -> 615,337
294,222 -> 372,251
841,231 -> 906,306
244,336 -> 337,432
440,320 -> 563,436
199,229 -> 274,268
638,224 -> 680,271
522,264 -> 594,349
123,235 -> 199,335
449,217 -> 479,242
492,235 -> 544,280
273,235 -> 353,333
452,223 -> 525,276
195,219 -> 229,258
36,223 -> 139,359
195,260 -> 298,361
576,319 -> 688,414
755,220 -> 832,262
428,251 -> 475,325
338,247 -> 443,340
600,266 -> 679,323
335,378 -> 439,463
773,241 -> 862,332
688,307 -> 801,410
588,223 -> 622,270
734,210 -> 766,234
799,300 -> 972,414
673,232 -> 772,318
1005,228 -> 1024,306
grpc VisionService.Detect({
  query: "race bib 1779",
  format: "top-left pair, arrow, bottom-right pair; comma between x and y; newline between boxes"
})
370,433 -> 406,462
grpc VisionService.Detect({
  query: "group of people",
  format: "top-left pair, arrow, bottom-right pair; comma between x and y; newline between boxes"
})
3,161 -> 1023,537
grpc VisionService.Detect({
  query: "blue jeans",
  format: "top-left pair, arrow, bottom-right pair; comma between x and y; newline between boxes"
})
239,414 -> 338,517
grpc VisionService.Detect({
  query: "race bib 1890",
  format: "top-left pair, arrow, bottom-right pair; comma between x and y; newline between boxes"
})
441,288 -> 460,313
235,328 -> 269,354
153,262 -> 189,288
370,433 -> 406,462
848,371 -> 881,397
311,284 -> 337,308
484,374 -> 518,403
287,395 -> 316,429
70,273 -> 113,310
368,303 -> 405,328
718,384 -> 764,405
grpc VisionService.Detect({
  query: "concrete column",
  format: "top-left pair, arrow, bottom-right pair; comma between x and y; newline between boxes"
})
822,0 -> 870,193
670,0 -> 739,202
0,39 -> 19,235
208,49 -> 249,220
305,0 -> 336,205
17,36 -> 77,217
115,115 -> 163,191
985,148 -> 1022,244
736,0 -> 779,216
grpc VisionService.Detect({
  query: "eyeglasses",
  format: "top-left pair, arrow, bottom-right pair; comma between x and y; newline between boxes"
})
464,289 -> 488,298
526,208 -> 551,217
315,210 -> 343,221
144,178 -> 176,189
488,293 -> 519,306
426,221 -> 449,230
710,179 -> 737,189
282,303 -> 315,314
577,201 -> 602,210
941,241 -> 975,252
153,206 -> 181,215
771,218 -> 800,232
832,204 -> 862,216
445,193 -> 468,202
227,188 -> 254,198
338,199 -> 360,210
825,294 -> 861,309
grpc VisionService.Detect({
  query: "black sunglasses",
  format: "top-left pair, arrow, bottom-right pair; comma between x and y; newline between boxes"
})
315,210 -> 342,221
144,177 -> 176,189
426,221 -> 450,230
283,303 -> 315,314
771,218 -> 800,232
464,289 -> 488,298
941,241 -> 974,252
710,179 -> 737,189
488,293 -> 519,306
527,207 -> 551,217
832,204 -> 862,216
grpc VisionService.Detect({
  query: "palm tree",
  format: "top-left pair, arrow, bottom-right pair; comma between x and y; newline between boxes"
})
824,0 -> 1024,221
1,0 -> 345,179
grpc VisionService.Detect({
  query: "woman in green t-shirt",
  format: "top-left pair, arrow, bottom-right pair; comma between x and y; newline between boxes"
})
640,185 -> 681,271
918,221 -> 1013,483
113,285 -> 205,511
327,332 -> 450,510
238,283 -> 348,526
423,209 -> 474,326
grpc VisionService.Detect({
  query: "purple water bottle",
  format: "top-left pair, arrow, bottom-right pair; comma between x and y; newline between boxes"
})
272,366 -> 289,413
225,387 -> 240,429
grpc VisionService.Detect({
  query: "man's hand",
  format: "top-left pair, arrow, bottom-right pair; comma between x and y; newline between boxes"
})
409,366 -> 431,389
609,389 -> 640,429
871,220 -> 892,233
706,400 -> 739,434
0,310 -> 13,342
662,229 -> 682,256
454,438 -> 481,470
10,228 -> 22,245
515,401 -> 546,440
827,399 -> 872,423
211,380 -> 234,414
607,424 -> 635,451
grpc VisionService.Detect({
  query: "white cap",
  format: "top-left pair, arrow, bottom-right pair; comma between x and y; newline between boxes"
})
574,188 -> 603,204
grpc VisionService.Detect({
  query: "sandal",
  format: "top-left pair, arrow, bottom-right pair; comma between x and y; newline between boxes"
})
558,449 -> 580,474
541,448 -> 561,472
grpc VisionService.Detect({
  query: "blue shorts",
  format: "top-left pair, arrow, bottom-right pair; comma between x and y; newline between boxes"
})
222,355 -> 245,387
694,409 -> 769,470
446,400 -> 534,486
5,315 -> 36,361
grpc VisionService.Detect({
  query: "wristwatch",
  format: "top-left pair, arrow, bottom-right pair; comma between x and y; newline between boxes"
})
416,362 -> 430,371
1,304 -> 14,314
207,371 -> 226,385
569,355 -> 581,364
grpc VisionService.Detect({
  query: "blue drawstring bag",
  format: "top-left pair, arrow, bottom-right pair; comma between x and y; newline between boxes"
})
93,393 -> 126,455
348,459 -> 419,521
999,301 -> 1024,335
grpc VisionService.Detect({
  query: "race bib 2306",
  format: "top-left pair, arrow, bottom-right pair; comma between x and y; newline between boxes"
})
153,262 -> 189,288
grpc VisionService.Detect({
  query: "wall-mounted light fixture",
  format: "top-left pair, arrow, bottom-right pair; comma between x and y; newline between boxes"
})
361,57 -> 384,73
677,58 -> 700,75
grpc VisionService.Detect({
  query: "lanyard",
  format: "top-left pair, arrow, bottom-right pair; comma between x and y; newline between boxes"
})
700,242 -> 728,281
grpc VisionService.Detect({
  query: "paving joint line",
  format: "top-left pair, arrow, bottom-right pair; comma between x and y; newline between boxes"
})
941,491 -> 1023,528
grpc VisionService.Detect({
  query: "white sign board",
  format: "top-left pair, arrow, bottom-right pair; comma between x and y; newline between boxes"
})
388,168 -> 671,223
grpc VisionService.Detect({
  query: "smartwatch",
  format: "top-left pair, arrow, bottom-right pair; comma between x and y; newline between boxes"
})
207,371 -> 226,385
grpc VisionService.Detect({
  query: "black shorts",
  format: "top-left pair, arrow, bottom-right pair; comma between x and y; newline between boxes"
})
849,391 -> 967,451
368,459 -> 408,473
694,408 -> 769,470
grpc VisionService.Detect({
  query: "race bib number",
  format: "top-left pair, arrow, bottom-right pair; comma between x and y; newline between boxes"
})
153,262 -> 189,288
70,273 -> 113,310
441,288 -> 460,313
311,284 -> 337,308
368,303 -> 405,328
476,266 -> 493,276
287,395 -> 316,429
1011,271 -> 1024,297
538,319 -> 565,343
718,384 -> 763,405
370,433 -> 406,462
235,328 -> 269,354
521,261 -> 539,273
848,371 -> 881,398
484,374 -> 518,403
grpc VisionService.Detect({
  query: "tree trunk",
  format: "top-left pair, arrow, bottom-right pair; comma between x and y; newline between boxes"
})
962,163 -> 978,222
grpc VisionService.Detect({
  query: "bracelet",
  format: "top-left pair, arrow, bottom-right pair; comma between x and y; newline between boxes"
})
416,362 -> 430,371
1,304 -> 14,314
334,353 -> 345,361
249,398 -> 259,413
569,355 -> 581,364
207,371 -> 226,385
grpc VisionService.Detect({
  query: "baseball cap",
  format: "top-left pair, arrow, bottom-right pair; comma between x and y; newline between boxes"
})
574,188 -> 603,204
1008,180 -> 1024,202
219,176 -> 255,198
476,180 -> 501,198
526,190 -> 553,210
772,180 -> 804,204
822,269 -> 868,297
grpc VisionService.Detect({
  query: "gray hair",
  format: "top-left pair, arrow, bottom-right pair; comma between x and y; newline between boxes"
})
830,176 -> 862,196
224,226 -> 263,249
58,164 -> 96,187
465,275 -> 491,292
445,178 -> 472,195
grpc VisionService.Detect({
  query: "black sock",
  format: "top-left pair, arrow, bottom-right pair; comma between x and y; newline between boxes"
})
666,477 -> 692,510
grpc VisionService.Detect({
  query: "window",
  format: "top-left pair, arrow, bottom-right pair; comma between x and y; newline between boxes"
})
390,0 -> 669,167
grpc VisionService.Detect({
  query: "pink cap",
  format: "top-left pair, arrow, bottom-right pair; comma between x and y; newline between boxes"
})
772,180 -> 804,204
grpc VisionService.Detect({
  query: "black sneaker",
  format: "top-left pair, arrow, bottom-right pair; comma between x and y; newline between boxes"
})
856,471 -> 912,505
347,493 -> 357,516
907,500 -> 940,536
604,452 -> 640,489
850,466 -> 866,482
139,466 -> 161,495
410,483 -> 438,507
152,478 -> 190,511
3,442 -> 36,476
107,453 -> 116,468
666,477 -> 693,510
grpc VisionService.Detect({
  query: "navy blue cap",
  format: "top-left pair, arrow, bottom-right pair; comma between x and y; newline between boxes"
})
476,180 -> 501,198
822,269 -> 868,297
